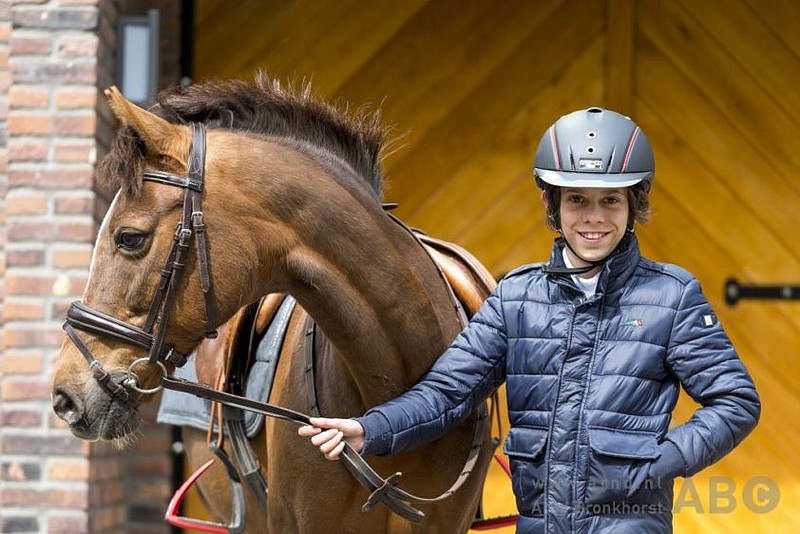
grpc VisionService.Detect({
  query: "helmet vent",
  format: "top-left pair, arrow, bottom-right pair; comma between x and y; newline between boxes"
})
587,131 -> 597,138
586,146 -> 596,154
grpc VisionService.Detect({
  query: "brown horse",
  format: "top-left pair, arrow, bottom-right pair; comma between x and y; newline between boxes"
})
51,74 -> 495,533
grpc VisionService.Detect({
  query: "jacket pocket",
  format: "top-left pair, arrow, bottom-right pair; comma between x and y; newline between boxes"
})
503,426 -> 548,516
584,427 -> 660,506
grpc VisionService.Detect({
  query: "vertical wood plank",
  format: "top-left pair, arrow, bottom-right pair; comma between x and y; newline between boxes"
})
605,0 -> 634,114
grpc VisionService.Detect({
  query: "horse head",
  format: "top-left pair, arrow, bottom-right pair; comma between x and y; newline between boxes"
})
51,78 -> 391,442
51,89 -> 245,441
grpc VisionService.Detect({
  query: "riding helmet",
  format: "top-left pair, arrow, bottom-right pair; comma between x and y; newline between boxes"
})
534,107 -> 654,192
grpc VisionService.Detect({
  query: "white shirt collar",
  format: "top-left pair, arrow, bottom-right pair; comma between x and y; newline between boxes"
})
562,248 -> 599,298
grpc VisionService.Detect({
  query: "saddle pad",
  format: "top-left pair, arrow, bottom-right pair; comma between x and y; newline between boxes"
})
157,296 -> 297,437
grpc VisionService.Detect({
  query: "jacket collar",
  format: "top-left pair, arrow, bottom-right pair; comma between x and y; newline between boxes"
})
547,232 -> 641,296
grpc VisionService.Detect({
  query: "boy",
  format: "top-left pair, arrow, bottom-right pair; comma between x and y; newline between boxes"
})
299,107 -> 760,533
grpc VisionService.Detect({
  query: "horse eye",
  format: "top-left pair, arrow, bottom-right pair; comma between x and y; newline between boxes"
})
115,230 -> 148,252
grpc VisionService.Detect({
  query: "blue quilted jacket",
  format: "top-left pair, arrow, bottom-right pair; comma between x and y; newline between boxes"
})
357,235 -> 760,533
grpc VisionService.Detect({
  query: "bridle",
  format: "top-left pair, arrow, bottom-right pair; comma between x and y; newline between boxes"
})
61,121 -> 492,528
63,122 -> 217,401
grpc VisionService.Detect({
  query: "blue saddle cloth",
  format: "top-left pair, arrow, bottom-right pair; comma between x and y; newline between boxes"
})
156,296 -> 296,437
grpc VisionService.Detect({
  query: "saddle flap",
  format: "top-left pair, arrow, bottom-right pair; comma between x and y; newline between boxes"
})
195,298 -> 264,388
416,233 -> 497,318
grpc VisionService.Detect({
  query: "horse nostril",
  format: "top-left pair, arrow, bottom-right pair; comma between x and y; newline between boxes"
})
53,389 -> 82,426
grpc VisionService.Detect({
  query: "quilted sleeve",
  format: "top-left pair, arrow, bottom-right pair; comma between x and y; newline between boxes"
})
658,277 -> 760,477
357,282 -> 509,457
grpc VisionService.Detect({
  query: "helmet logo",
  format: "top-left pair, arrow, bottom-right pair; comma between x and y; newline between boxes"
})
579,158 -> 603,170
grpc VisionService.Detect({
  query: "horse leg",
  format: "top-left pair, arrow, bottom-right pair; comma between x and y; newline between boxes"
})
181,425 -> 269,534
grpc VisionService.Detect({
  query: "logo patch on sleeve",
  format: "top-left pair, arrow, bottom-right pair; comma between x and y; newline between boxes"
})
702,314 -> 717,327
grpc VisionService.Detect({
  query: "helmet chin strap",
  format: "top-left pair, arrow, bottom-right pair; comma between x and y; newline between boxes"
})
542,230 -> 634,276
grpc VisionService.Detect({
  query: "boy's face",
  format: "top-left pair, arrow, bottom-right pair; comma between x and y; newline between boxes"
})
556,187 -> 630,271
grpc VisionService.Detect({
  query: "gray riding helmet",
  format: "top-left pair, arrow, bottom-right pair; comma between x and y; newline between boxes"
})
534,107 -> 654,191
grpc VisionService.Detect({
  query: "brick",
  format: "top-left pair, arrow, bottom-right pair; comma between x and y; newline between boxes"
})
1,434 -> 89,456
5,273 -> 56,295
46,513 -> 88,534
89,481 -> 125,504
61,0 -> 100,5
56,219 -> 96,242
7,219 -> 57,241
8,113 -> 50,135
9,168 -> 94,189
6,249 -> 45,267
1,379 -> 51,400
58,33 -> 98,57
6,190 -> 48,214
0,69 -> 12,93
54,141 -> 96,163
10,34 -> 52,56
1,351 -> 45,374
55,114 -> 96,136
88,505 -> 125,532
89,459 -> 123,482
0,22 -> 10,44
55,87 -> 96,109
126,455 -> 171,477
1,517 -> 39,534
2,461 -> 42,481
12,7 -> 98,31
53,245 -> 93,268
13,60 -> 96,84
48,459 -> 89,481
1,486 -> 88,508
9,140 -> 49,162
51,300 -> 76,319
54,193 -> 93,214
3,325 -> 66,348
0,409 -> 42,427
3,299 -> 45,320
9,86 -> 49,108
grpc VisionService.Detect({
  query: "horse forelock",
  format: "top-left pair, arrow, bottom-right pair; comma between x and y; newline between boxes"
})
152,72 -> 388,199
97,124 -> 146,197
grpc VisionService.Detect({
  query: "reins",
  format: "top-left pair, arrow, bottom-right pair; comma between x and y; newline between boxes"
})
62,122 -> 491,527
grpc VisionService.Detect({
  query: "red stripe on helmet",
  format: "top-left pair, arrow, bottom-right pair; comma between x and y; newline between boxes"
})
549,126 -> 561,170
621,127 -> 640,172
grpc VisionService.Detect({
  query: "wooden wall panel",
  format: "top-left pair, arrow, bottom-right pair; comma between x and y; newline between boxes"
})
192,1 -> 798,531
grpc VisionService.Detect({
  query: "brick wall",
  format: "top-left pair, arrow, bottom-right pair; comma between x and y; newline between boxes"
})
1,1 -> 185,532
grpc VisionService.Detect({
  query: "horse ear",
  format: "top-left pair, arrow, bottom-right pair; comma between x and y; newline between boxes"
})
104,86 -> 190,161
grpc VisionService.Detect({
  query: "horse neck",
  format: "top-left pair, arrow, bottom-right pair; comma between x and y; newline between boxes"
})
210,134 -> 462,404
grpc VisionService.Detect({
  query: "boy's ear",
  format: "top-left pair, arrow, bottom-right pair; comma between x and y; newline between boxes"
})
540,190 -> 549,208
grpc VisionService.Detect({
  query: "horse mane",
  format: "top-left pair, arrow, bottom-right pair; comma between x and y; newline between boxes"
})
100,72 -> 388,199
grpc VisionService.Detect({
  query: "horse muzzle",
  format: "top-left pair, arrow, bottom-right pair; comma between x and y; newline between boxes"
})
52,377 -> 142,441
